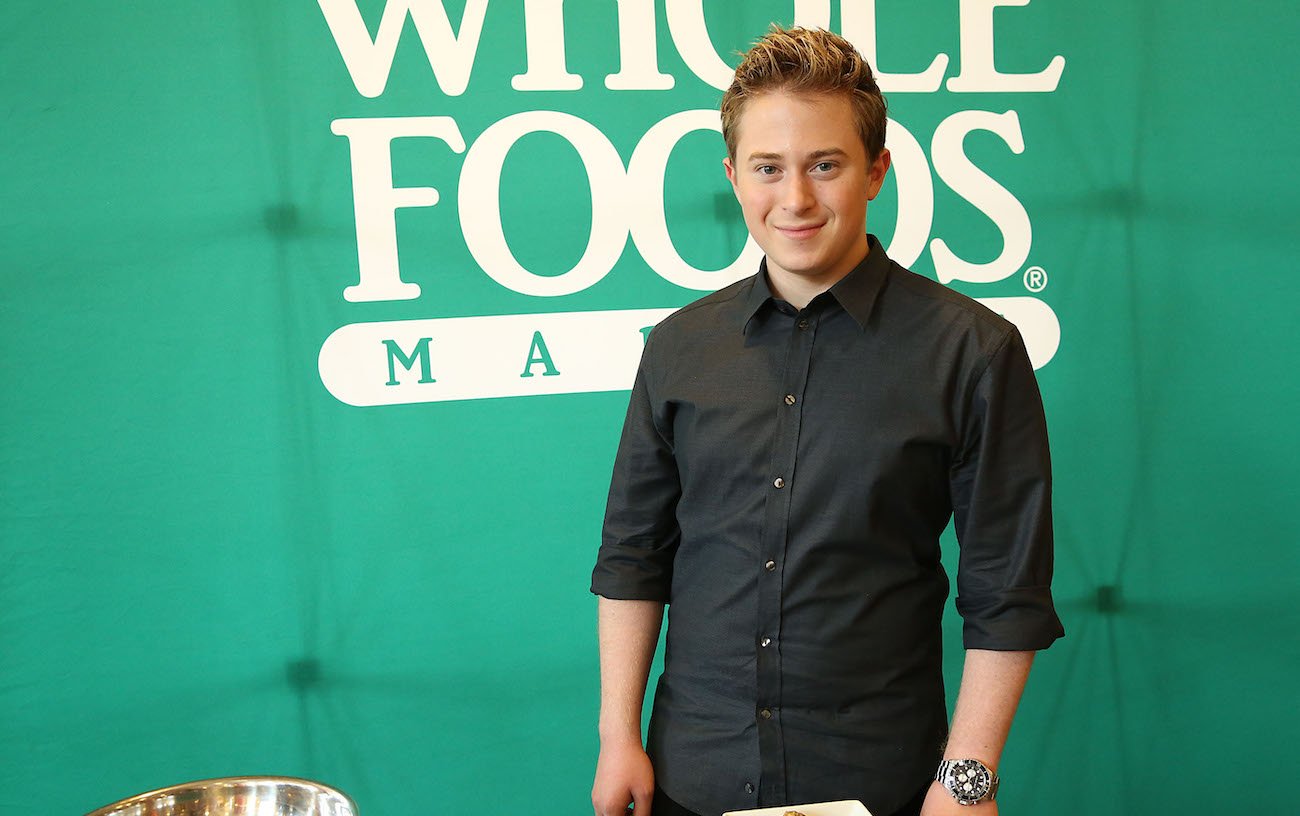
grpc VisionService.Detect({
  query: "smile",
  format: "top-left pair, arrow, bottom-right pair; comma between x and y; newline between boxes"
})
776,223 -> 825,239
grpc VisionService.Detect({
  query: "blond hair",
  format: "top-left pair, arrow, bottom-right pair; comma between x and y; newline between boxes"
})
721,25 -> 887,161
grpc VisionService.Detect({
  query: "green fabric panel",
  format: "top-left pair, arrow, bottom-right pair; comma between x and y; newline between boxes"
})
2,1 -> 1296,813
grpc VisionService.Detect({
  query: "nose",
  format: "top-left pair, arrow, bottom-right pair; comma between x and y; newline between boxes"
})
781,172 -> 815,213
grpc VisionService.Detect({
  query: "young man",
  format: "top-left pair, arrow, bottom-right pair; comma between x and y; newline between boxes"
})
591,26 -> 1062,816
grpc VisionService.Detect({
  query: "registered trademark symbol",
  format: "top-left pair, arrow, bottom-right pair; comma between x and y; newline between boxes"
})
1023,266 -> 1048,293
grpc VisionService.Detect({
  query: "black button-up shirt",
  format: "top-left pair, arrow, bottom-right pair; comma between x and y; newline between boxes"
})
591,237 -> 1063,816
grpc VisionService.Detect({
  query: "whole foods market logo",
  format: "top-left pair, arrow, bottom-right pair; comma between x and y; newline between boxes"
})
316,0 -> 1065,407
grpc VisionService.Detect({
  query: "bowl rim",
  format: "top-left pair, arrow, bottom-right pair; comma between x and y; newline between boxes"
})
83,775 -> 357,816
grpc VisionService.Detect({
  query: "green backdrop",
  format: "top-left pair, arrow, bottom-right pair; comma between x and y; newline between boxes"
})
2,1 -> 1297,814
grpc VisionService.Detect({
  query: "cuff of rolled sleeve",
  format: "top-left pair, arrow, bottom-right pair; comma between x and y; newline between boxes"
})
590,542 -> 675,602
956,585 -> 1065,651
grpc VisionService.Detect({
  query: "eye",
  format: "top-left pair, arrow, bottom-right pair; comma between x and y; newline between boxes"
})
813,161 -> 836,173
756,165 -> 778,176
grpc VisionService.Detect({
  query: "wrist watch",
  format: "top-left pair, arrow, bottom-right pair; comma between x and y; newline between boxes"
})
934,758 -> 999,806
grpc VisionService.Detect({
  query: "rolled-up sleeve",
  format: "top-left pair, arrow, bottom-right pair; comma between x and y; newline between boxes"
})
591,336 -> 681,601
950,327 -> 1065,651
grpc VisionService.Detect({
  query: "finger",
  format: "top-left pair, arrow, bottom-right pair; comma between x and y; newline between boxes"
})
592,793 -> 629,816
631,787 -> 652,816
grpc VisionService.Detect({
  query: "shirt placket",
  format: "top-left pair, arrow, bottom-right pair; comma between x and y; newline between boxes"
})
755,304 -> 818,806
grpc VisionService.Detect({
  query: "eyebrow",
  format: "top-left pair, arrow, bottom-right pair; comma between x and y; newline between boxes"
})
746,148 -> 849,163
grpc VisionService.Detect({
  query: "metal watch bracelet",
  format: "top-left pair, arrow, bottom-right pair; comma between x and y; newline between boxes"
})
935,757 -> 1000,805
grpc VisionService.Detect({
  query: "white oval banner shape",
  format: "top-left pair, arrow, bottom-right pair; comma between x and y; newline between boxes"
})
319,308 -> 676,406
320,298 -> 1058,407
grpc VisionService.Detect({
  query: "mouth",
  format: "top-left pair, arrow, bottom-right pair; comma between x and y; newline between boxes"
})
776,223 -> 824,240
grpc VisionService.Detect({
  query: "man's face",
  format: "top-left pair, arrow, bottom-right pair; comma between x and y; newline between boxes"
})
724,90 -> 891,295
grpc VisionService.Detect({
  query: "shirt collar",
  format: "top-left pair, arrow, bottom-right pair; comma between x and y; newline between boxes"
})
740,234 -> 891,333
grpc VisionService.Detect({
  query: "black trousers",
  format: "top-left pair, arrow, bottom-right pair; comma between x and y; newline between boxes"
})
652,782 -> 929,816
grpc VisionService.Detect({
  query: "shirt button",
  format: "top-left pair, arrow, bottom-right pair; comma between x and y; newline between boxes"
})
764,559 -> 776,571
745,783 -> 755,795
759,708 -> 773,720
760,636 -> 772,647
784,394 -> 796,405
773,477 -> 785,489
797,318 -> 810,330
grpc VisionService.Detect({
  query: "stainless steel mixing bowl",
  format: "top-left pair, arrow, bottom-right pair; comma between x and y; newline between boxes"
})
84,776 -> 358,816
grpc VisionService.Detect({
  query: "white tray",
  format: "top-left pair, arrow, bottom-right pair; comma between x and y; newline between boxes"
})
724,800 -> 871,816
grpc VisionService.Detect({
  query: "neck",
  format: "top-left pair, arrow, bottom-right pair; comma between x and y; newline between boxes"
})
767,241 -> 871,309
766,272 -> 831,310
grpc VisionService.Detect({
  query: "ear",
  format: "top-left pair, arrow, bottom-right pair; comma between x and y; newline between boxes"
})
723,156 -> 739,197
865,147 -> 892,201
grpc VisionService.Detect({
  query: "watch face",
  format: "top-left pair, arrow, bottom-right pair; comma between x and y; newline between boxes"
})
947,759 -> 992,804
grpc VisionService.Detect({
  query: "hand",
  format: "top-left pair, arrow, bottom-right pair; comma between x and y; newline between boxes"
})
592,739 -> 655,816
919,781 -> 999,816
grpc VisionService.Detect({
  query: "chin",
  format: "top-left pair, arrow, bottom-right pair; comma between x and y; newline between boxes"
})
774,257 -> 827,277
